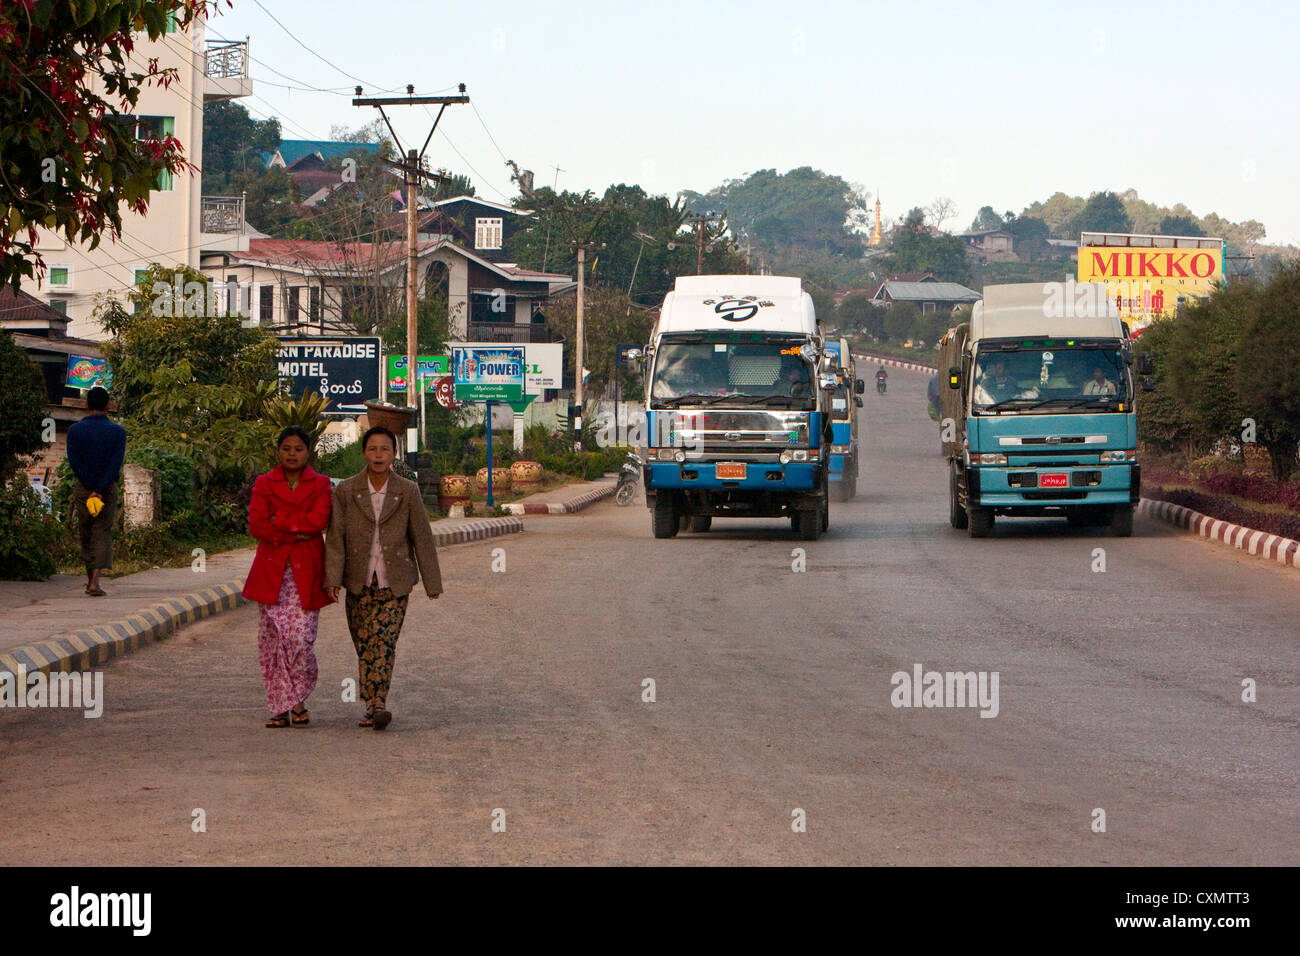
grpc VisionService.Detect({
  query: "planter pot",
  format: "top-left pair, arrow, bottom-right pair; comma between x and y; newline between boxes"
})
474,467 -> 512,494
438,474 -> 471,512
511,460 -> 543,490
363,401 -> 416,435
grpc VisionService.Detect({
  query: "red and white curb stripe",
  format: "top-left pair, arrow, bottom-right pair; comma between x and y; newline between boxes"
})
500,482 -> 617,516
854,353 -> 938,375
1139,498 -> 1300,571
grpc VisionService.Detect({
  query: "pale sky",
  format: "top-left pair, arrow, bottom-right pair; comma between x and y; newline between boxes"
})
208,0 -> 1300,244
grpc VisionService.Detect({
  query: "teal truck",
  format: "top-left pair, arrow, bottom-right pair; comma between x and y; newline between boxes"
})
823,338 -> 864,501
940,282 -> 1152,537
641,275 -> 837,540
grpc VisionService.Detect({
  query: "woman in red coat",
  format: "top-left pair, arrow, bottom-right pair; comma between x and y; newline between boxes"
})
243,426 -> 335,727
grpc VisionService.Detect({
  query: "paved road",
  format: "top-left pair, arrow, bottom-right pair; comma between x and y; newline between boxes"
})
2,371 -> 1296,865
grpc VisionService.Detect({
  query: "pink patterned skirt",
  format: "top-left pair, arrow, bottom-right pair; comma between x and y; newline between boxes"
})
257,564 -> 320,715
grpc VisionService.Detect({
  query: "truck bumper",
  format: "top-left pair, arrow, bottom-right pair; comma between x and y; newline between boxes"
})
647,460 -> 820,491
971,463 -> 1138,508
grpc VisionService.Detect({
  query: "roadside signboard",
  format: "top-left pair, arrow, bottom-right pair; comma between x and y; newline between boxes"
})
386,354 -> 449,394
276,336 -> 380,416
452,346 -> 524,403
1077,232 -> 1225,330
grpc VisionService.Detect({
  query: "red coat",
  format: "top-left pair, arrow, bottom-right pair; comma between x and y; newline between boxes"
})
242,465 -> 335,610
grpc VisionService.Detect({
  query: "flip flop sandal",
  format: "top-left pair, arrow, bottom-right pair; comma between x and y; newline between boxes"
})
87,587 -> 106,597
265,712 -> 290,728
357,712 -> 374,727
291,706 -> 310,726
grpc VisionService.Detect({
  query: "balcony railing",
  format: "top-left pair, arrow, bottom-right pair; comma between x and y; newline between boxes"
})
205,40 -> 248,79
201,195 -> 245,235
467,322 -> 557,344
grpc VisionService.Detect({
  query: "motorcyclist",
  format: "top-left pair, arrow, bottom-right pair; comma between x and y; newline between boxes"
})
875,366 -> 888,392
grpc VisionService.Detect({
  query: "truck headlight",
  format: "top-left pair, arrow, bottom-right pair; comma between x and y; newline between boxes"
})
1100,450 -> 1137,463
974,453 -> 1007,465
657,448 -> 677,461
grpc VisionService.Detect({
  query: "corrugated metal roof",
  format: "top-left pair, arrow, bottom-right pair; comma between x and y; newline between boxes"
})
881,281 -> 980,301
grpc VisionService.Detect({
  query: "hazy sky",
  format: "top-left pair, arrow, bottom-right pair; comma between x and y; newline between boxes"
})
208,0 -> 1300,243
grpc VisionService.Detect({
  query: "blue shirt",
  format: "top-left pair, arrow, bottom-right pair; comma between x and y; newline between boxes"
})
66,414 -> 127,495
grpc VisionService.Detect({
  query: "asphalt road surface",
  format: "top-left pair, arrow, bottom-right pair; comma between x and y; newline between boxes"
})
3,370 -> 1296,865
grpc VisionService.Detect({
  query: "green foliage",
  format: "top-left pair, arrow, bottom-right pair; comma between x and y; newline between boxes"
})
199,99 -> 282,194
264,391 -> 332,447
969,206 -> 1004,232
316,438 -> 364,480
123,444 -> 195,517
0,475 -> 60,580
882,209 -> 972,285
1134,318 -> 1196,458
1237,260 -> 1300,480
836,294 -> 886,340
0,1 -> 220,290
884,302 -> 923,343
1158,215 -> 1205,237
0,330 -> 47,481
1073,190 -> 1133,235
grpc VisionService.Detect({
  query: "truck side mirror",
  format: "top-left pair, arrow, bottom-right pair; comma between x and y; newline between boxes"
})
855,378 -> 865,394
819,372 -> 838,391
948,365 -> 961,389
1137,354 -> 1154,375
1140,377 -> 1155,393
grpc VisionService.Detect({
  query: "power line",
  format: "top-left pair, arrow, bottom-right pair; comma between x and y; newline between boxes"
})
251,0 -> 382,89
470,101 -> 510,163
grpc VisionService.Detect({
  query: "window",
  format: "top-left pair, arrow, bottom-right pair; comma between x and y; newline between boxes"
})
470,289 -> 515,324
49,267 -> 69,286
475,217 -> 503,250
121,116 -> 175,190
288,286 -> 301,327
260,285 -> 274,325
309,286 -> 321,326
134,269 -> 151,286
47,299 -> 68,316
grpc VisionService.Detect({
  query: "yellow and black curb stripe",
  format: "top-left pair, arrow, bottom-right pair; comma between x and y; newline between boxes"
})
431,516 -> 523,545
0,580 -> 246,682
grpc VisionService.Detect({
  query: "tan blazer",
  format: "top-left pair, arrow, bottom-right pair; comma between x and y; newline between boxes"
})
324,471 -> 442,598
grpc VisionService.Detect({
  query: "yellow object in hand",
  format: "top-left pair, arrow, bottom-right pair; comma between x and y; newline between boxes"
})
85,494 -> 104,517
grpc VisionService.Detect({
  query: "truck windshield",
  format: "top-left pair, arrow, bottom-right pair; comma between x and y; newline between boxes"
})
831,385 -> 851,420
972,347 -> 1129,411
651,342 -> 816,409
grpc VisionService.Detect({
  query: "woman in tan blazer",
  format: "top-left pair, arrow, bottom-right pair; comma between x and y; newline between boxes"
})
325,425 -> 442,730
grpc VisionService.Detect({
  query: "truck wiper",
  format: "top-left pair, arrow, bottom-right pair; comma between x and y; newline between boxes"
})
978,398 -> 1036,412
657,393 -> 718,408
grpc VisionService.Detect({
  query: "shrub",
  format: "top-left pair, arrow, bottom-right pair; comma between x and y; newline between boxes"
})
0,476 -> 61,580
1145,485 -> 1300,541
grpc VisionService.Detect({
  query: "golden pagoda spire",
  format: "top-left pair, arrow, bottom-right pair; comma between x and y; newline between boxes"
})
869,193 -> 883,247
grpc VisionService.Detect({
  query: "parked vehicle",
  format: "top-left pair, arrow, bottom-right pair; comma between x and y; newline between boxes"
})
824,338 -> 865,502
940,282 -> 1150,538
615,452 -> 643,506
640,275 -> 836,540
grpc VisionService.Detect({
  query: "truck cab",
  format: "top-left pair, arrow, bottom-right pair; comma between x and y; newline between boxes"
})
642,275 -> 836,540
824,338 -> 865,501
941,282 -> 1145,538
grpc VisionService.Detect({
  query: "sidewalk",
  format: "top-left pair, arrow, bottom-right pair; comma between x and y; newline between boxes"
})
0,476 -> 619,682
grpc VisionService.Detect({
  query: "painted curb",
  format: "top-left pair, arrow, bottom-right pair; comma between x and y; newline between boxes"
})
500,482 -> 617,516
854,353 -> 938,375
432,516 -> 523,543
0,580 -> 246,682
1138,497 -> 1300,571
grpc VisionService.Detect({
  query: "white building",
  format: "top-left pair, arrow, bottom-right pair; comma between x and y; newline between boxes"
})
20,15 -> 253,339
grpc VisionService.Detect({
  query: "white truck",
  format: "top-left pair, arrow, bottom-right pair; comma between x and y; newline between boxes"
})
640,275 -> 837,539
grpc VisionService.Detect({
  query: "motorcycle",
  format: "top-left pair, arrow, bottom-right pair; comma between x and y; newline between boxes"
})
876,375 -> 887,394
615,452 -> 644,506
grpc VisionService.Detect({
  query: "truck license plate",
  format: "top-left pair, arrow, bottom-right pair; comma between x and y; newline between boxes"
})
716,463 -> 747,480
1041,473 -> 1068,488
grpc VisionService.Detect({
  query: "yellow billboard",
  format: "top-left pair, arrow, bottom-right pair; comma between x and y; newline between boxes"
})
1077,232 -> 1225,329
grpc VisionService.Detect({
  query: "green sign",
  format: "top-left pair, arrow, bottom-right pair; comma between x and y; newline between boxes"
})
452,347 -> 524,403
386,354 -> 448,393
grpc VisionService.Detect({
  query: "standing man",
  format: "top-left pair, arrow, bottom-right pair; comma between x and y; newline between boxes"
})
325,426 -> 442,731
65,386 -> 126,596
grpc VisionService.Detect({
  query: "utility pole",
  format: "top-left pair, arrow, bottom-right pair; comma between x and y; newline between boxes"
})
575,243 -> 585,452
353,84 -> 468,450
684,212 -> 718,274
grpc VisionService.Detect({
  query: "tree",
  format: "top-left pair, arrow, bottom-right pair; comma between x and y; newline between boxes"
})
201,100 -> 281,193
884,302 -> 922,343
1157,215 -> 1205,237
0,1 -> 219,290
1073,190 -> 1133,235
837,293 -> 884,340
0,331 -> 47,482
925,197 -> 957,231
1237,261 -> 1300,480
969,206 -> 1003,232
884,209 -> 972,285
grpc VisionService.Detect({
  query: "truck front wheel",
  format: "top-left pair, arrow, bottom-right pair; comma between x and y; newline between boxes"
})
1109,504 -> 1134,537
968,506 -> 994,538
652,496 -> 679,538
